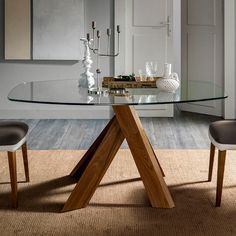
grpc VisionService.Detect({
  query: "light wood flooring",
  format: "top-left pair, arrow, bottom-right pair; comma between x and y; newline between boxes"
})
9,109 -> 221,150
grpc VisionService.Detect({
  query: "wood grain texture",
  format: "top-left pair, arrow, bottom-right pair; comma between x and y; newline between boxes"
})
63,105 -> 175,211
208,143 -> 215,181
102,76 -> 159,88
216,150 -> 226,207
22,142 -> 30,182
63,117 -> 125,212
8,151 -> 18,208
147,134 -> 165,177
113,105 -> 174,208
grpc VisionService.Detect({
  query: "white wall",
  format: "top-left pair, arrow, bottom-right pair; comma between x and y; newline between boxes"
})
0,0 -> 114,119
85,0 -> 114,77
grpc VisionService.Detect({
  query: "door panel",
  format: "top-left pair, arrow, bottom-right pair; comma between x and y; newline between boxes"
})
133,0 -> 166,26
188,31 -> 216,108
125,0 -> 172,75
133,33 -> 166,74
181,0 -> 223,116
188,0 -> 215,26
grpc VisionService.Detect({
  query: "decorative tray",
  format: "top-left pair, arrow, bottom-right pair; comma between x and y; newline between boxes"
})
102,77 -> 160,89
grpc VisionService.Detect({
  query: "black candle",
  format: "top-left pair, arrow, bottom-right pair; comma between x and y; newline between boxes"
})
117,25 -> 120,33
107,28 -> 111,36
87,33 -> 90,41
97,30 -> 101,38
92,21 -> 96,29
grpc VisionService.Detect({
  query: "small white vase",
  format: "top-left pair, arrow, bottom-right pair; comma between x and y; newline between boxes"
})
156,73 -> 180,93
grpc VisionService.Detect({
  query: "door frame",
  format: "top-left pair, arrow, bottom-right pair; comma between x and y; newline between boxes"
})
224,0 -> 236,119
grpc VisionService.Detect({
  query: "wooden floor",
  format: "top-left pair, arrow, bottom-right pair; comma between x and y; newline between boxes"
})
9,109 -> 221,150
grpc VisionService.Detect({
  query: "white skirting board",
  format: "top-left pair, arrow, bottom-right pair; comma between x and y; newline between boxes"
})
179,103 -> 223,117
136,104 -> 174,117
0,105 -> 174,119
0,107 -> 113,119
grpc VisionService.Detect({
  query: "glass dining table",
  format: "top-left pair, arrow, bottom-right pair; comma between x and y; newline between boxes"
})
8,79 -> 227,212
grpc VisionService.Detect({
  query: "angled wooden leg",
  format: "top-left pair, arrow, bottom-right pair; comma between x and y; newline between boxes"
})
22,142 -> 30,182
208,143 -> 215,181
70,117 -> 116,179
8,151 -> 18,208
216,150 -> 226,207
113,105 -> 174,209
147,136 -> 165,177
62,117 -> 125,212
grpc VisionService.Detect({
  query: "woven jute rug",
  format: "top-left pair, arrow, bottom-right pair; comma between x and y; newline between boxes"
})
0,149 -> 236,236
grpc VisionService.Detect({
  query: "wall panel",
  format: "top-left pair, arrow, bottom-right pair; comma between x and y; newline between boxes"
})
5,0 -> 31,59
33,0 -> 84,60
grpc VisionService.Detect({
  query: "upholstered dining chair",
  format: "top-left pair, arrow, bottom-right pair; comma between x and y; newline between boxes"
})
0,121 -> 29,208
208,120 -> 236,207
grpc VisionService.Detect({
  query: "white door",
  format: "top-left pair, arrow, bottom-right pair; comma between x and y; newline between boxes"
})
181,0 -> 224,116
115,0 -> 180,117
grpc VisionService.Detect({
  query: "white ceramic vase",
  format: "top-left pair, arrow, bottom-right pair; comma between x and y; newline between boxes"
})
156,72 -> 180,93
79,38 -> 95,89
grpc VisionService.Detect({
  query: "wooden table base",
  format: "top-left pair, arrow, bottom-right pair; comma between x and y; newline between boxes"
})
62,105 -> 175,212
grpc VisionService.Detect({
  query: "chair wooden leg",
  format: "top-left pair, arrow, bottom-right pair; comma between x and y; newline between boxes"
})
22,142 -> 30,182
208,143 -> 215,181
8,151 -> 18,208
216,150 -> 226,207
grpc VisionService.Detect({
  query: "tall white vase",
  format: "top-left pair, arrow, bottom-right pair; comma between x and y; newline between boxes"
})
79,38 -> 95,89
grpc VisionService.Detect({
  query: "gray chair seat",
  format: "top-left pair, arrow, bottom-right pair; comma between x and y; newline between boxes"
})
0,121 -> 28,146
209,120 -> 236,145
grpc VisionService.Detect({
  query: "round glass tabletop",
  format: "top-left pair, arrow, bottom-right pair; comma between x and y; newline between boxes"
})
8,79 -> 227,106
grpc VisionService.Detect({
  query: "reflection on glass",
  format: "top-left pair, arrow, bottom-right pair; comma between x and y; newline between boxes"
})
8,79 -> 227,106
145,61 -> 158,81
138,69 -> 147,81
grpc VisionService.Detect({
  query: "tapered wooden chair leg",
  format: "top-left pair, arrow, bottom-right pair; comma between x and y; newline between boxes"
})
8,151 -> 18,208
216,150 -> 226,207
208,143 -> 215,181
22,142 -> 30,182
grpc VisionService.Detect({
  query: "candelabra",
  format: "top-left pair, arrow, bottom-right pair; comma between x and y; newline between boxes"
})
86,21 -> 121,94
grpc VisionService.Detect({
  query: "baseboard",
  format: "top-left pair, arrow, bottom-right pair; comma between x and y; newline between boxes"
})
179,103 -> 223,117
0,104 -> 174,119
0,107 -> 114,119
136,104 -> 174,117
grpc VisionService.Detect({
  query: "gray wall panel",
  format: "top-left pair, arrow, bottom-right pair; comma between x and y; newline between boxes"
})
33,0 -> 84,60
